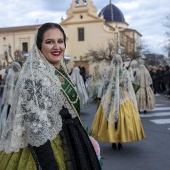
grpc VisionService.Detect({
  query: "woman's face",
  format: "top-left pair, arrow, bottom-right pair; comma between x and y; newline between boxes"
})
41,28 -> 65,69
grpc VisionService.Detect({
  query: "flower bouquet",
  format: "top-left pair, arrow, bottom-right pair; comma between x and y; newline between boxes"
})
85,127 -> 103,168
89,136 -> 103,168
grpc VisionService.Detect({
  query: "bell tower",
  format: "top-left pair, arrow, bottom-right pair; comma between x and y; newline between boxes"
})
66,0 -> 97,18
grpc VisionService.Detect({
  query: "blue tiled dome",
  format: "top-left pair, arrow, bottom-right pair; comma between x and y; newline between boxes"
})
98,3 -> 125,22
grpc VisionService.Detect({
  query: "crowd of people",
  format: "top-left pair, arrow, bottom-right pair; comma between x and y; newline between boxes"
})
147,65 -> 170,98
0,22 -> 168,170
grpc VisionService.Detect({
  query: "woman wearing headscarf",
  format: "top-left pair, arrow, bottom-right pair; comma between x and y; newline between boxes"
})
92,54 -> 145,150
0,61 -> 22,137
71,67 -> 89,110
133,64 -> 155,113
0,23 -> 101,170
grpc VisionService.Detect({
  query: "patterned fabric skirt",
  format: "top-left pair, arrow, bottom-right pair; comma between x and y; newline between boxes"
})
136,86 -> 155,111
92,100 -> 145,143
0,118 -> 101,170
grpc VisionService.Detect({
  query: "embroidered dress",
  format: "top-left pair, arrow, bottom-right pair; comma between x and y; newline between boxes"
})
92,54 -> 145,143
0,32 -> 101,170
132,65 -> 155,112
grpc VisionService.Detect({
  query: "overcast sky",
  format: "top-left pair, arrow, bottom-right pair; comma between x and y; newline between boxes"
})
0,0 -> 169,56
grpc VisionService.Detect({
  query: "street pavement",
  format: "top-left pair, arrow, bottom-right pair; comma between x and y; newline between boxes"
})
80,95 -> 170,170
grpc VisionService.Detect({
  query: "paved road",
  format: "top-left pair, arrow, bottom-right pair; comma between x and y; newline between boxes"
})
80,95 -> 170,170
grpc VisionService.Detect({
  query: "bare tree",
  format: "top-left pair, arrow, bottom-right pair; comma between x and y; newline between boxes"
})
84,38 -> 118,63
85,35 -> 149,68
4,51 -> 9,66
14,50 -> 22,61
121,39 -> 150,68
3,45 -> 15,68
8,44 -> 14,61
144,53 -> 167,66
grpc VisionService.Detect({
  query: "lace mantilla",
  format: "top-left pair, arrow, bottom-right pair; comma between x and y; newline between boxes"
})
0,32 -> 77,154
133,64 -> 153,87
100,54 -> 138,124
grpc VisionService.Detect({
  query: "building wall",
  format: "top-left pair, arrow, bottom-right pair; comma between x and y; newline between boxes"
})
63,22 -> 114,70
0,30 -> 36,62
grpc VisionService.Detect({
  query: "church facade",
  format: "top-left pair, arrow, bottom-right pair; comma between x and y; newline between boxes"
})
0,0 -> 142,74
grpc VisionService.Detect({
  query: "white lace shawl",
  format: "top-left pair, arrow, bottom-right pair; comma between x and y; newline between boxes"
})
0,33 -> 77,154
97,67 -> 110,99
133,65 -> 153,87
1,62 -> 21,106
90,65 -> 102,86
99,54 -> 138,124
70,67 -> 89,104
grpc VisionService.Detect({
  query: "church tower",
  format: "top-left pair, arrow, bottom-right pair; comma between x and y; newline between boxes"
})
60,0 -> 104,73
62,0 -> 99,21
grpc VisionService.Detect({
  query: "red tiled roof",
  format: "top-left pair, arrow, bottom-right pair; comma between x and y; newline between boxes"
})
0,24 -> 41,33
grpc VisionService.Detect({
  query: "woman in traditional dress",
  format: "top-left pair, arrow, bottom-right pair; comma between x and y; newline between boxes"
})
71,67 -> 89,110
88,65 -> 102,101
0,23 -> 101,170
0,61 -> 22,137
92,54 -> 145,150
133,64 -> 155,113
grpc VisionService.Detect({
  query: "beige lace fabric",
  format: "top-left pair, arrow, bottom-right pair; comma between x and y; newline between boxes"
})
88,65 -> 102,98
133,64 -> 153,87
90,65 -> 102,87
0,33 -> 77,154
97,67 -> 110,99
133,65 -> 155,111
99,54 -> 138,124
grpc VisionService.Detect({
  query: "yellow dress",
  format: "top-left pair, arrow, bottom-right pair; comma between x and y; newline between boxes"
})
0,135 -> 66,170
92,91 -> 145,143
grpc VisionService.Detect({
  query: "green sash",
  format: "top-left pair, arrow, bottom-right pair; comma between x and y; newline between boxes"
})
55,70 -> 80,115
